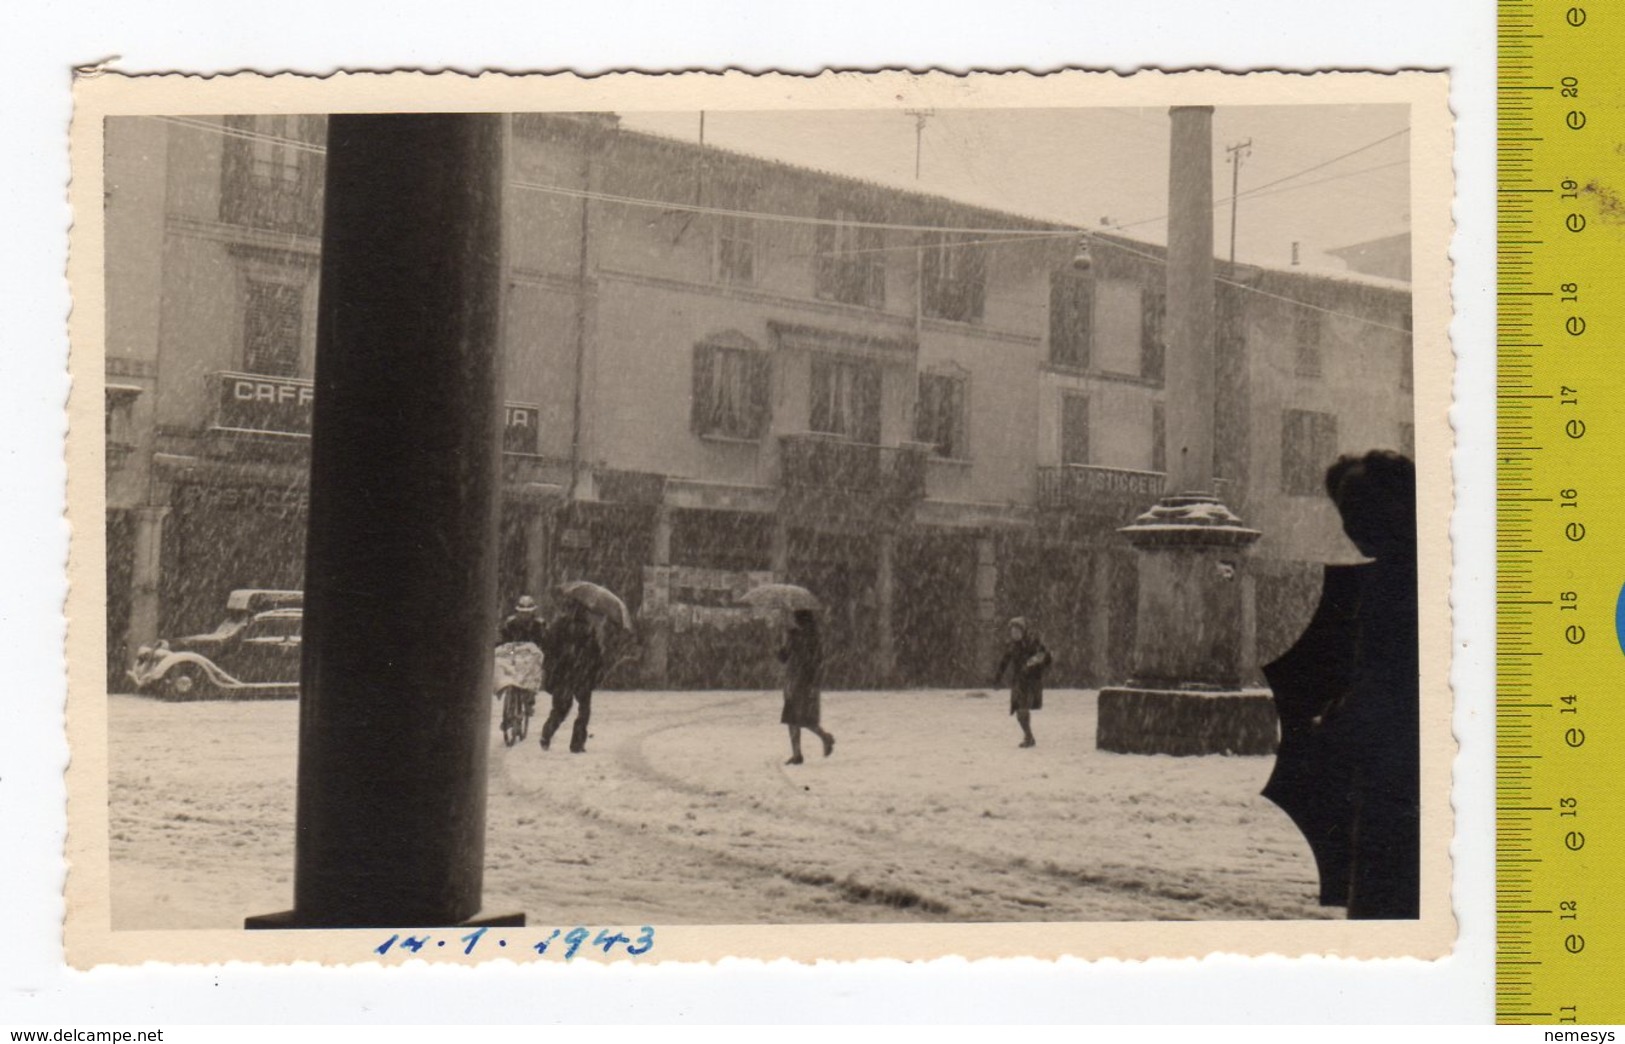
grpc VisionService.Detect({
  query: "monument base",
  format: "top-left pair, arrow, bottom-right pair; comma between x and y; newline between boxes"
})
1096,686 -> 1278,756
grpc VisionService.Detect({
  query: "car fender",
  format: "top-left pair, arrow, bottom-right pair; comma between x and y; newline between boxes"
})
132,651 -> 244,691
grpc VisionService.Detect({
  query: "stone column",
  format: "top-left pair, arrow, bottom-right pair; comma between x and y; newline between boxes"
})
1095,106 -> 1270,757
875,531 -> 896,687
126,504 -> 169,650
249,115 -> 519,928
644,504 -> 673,687
1164,106 -> 1218,497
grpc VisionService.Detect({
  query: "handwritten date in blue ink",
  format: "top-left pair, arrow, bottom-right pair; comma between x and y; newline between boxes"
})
374,925 -> 654,960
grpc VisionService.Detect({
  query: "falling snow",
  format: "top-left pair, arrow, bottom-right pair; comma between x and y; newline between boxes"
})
108,688 -> 1330,928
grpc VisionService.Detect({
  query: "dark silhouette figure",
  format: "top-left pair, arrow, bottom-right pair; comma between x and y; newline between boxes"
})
1263,450 -> 1419,919
539,600 -> 605,754
779,609 -> 834,765
993,617 -> 1051,748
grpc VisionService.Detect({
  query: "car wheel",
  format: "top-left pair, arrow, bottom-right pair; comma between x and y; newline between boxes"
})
160,664 -> 210,701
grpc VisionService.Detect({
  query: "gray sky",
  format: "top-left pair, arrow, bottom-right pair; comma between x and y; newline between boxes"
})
620,105 -> 1411,273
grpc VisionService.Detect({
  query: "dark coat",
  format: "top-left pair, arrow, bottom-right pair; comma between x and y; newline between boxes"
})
541,611 -> 604,699
778,624 -> 822,728
1263,556 -> 1419,918
498,612 -> 547,648
1332,552 -> 1420,919
994,634 -> 1052,714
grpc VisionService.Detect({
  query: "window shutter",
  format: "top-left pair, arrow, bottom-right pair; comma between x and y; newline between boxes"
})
866,244 -> 887,309
220,116 -> 253,226
912,375 -> 931,445
857,363 -> 883,445
1316,413 -> 1340,476
746,351 -> 772,438
921,234 -> 943,317
1152,401 -> 1167,473
1141,288 -> 1166,383
814,217 -> 836,299
951,377 -> 967,458
1062,394 -> 1090,466
691,343 -> 715,435
1050,272 -> 1092,367
966,241 -> 987,321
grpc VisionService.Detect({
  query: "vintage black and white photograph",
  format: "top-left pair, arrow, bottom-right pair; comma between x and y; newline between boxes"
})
70,71 -> 1453,963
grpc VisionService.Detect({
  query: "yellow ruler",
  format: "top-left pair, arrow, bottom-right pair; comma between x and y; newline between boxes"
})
1497,0 -> 1625,1026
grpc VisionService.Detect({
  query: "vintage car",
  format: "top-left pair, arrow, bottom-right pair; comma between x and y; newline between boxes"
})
130,589 -> 304,700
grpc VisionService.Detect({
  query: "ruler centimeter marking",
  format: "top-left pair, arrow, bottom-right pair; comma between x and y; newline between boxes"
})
1497,0 -> 1625,1026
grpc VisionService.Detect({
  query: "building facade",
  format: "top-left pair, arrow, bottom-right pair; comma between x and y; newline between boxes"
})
102,113 -> 1414,692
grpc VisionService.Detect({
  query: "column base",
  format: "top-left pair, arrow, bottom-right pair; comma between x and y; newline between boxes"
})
1096,686 -> 1278,756
245,908 -> 526,931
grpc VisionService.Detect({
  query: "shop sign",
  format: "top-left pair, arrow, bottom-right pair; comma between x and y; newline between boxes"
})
175,481 -> 310,517
212,371 -> 541,453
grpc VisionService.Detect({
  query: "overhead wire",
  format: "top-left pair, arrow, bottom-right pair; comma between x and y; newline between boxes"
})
144,114 -> 1413,334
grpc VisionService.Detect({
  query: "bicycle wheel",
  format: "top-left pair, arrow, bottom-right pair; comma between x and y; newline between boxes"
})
516,692 -> 531,741
501,688 -> 522,747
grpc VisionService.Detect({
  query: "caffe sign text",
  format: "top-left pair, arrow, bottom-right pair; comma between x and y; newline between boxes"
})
213,371 -> 541,454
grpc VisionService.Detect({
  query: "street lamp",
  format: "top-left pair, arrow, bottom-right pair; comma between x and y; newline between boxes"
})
1070,234 -> 1094,272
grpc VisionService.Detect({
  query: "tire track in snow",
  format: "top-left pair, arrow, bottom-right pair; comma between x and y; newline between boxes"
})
597,696 -> 1208,921
604,694 -> 1321,921
491,692 -> 954,920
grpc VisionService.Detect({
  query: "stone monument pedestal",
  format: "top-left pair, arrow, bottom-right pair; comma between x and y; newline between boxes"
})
1095,494 -> 1275,756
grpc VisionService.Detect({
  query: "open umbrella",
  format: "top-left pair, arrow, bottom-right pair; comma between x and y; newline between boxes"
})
737,583 -> 821,612
1260,563 -> 1366,908
557,579 -> 633,630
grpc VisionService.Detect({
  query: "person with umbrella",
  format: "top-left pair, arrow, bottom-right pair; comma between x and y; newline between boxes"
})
539,593 -> 608,754
778,607 -> 834,765
993,617 -> 1051,748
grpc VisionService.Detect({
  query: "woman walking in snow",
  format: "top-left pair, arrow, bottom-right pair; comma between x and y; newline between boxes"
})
779,609 -> 835,765
994,617 -> 1052,748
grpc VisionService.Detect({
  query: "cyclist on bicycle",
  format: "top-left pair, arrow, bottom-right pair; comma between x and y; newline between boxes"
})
496,595 -> 547,717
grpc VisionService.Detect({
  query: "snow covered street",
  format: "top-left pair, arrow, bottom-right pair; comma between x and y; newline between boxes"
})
108,689 -> 1331,929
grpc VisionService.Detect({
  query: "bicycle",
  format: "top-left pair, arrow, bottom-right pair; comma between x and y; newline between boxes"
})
499,685 -> 534,747
494,640 -> 545,749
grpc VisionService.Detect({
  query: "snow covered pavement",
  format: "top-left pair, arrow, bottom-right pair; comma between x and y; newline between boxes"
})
107,689 -> 1330,929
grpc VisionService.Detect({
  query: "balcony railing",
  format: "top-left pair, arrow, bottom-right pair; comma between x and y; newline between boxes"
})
778,433 -> 926,502
1037,464 -> 1166,518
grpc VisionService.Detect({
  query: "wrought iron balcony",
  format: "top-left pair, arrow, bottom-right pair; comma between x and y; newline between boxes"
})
1037,464 -> 1166,519
778,433 -> 926,502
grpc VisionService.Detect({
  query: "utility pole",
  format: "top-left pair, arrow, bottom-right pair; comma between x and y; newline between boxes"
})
1225,138 -> 1253,266
904,109 -> 933,180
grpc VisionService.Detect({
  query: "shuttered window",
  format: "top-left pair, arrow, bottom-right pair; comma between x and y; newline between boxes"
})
1141,286 -> 1166,383
712,180 -> 757,286
1061,393 -> 1091,466
814,202 -> 886,309
810,354 -> 882,443
921,232 -> 986,323
1049,270 -> 1091,368
1281,408 -> 1339,494
690,343 -> 771,439
243,280 -> 303,376
915,372 -> 967,459
1294,309 -> 1324,378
